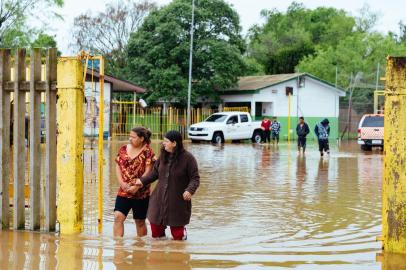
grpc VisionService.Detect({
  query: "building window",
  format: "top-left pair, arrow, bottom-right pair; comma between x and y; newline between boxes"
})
285,87 -> 293,96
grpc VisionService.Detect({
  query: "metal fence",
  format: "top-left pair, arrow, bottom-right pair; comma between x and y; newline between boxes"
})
339,102 -> 375,139
111,102 -> 218,139
111,102 -> 252,140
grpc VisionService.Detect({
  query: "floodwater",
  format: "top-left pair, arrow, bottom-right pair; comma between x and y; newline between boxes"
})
1,140 -> 406,269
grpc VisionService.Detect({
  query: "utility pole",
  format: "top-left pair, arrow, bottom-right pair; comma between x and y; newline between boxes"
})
186,0 -> 195,130
375,62 -> 380,91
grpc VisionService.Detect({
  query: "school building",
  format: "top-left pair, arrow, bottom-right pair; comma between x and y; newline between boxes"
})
219,73 -> 346,140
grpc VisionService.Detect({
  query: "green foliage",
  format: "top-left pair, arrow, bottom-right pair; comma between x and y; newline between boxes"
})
248,2 -> 355,74
297,32 -> 406,111
247,1 -> 406,113
112,92 -> 135,102
127,0 -> 246,105
398,21 -> 406,44
31,33 -> 57,48
242,57 -> 265,75
0,0 -> 64,48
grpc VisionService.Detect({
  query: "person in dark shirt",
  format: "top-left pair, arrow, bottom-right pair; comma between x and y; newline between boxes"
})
314,118 -> 330,156
296,117 -> 310,154
270,117 -> 281,144
136,130 -> 200,240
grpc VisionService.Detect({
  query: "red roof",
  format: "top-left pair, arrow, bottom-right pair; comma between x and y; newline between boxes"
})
86,69 -> 145,93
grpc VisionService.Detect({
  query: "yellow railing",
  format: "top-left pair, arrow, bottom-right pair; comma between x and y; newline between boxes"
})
223,106 -> 250,113
111,102 -> 216,139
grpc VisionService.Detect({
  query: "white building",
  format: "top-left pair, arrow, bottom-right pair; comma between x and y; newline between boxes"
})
219,73 -> 346,139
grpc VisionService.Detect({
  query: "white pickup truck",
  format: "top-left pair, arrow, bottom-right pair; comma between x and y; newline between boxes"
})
188,112 -> 263,144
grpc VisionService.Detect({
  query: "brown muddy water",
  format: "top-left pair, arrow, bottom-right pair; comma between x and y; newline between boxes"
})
1,140 -> 405,269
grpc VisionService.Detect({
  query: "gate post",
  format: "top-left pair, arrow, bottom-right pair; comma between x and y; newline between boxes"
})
0,49 -> 11,228
382,56 -> 406,253
13,49 -> 26,230
56,57 -> 84,234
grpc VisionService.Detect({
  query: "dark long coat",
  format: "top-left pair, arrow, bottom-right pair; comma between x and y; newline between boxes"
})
140,150 -> 200,227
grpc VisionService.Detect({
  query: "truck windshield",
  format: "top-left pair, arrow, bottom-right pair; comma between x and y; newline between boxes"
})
205,114 -> 227,122
362,116 -> 384,127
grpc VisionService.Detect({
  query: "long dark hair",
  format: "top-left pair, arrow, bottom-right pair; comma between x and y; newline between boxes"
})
161,130 -> 184,164
131,126 -> 152,145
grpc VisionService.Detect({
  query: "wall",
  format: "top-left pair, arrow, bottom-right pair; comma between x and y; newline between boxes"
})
253,116 -> 340,141
84,81 -> 111,137
253,77 -> 340,118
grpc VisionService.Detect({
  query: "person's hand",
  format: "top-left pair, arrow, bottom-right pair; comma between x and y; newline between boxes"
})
128,185 -> 139,194
135,178 -> 143,187
121,183 -> 131,192
183,191 -> 192,201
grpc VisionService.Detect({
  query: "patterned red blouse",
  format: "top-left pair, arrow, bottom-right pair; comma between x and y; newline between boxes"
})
115,144 -> 155,199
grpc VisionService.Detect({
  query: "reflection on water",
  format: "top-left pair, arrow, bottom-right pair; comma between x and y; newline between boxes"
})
0,140 -> 403,269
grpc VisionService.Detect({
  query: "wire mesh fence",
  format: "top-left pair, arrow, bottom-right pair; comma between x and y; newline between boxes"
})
339,101 -> 378,139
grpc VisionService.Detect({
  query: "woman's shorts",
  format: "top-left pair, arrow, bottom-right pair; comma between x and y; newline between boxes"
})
114,196 -> 149,220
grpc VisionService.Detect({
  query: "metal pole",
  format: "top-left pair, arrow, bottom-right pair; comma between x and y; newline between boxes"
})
375,62 -> 380,91
288,93 -> 291,143
133,93 -> 136,128
335,66 -> 338,138
382,56 -> 406,254
97,56 -> 104,234
335,66 -> 338,88
186,0 -> 195,130
374,63 -> 380,114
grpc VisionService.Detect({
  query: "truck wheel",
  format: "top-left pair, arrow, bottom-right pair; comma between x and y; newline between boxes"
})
212,132 -> 224,144
252,130 -> 262,143
361,145 -> 372,151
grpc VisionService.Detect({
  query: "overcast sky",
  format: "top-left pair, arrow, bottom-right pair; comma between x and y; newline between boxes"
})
51,0 -> 405,55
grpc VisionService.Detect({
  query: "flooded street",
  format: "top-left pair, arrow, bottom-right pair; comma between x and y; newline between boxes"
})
1,140 -> 405,269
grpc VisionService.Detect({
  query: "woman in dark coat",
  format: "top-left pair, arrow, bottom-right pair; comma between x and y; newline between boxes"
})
135,130 -> 200,240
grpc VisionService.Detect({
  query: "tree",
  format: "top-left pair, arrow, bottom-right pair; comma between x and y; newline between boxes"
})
0,0 -> 64,47
31,32 -> 62,56
297,32 -> 406,111
71,0 -> 156,77
127,0 -> 246,105
354,4 -> 379,33
398,21 -> 406,44
247,2 -> 355,74
31,32 -> 57,48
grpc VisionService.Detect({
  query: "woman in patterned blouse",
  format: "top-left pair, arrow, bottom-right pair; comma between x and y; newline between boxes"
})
114,127 -> 155,237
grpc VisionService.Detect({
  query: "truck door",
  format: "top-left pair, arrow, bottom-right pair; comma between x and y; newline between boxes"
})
239,114 -> 251,139
225,115 -> 239,140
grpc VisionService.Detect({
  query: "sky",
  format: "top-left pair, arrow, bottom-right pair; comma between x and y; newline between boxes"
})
50,0 -> 405,55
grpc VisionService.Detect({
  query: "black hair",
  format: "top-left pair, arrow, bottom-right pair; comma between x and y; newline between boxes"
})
299,117 -> 304,120
131,126 -> 152,144
161,130 -> 184,164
